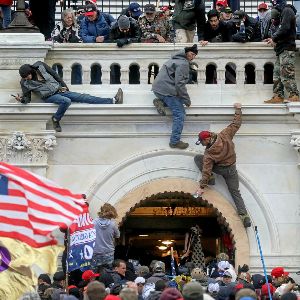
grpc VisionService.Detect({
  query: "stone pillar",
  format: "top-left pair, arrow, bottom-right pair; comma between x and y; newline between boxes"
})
290,133 -> 300,166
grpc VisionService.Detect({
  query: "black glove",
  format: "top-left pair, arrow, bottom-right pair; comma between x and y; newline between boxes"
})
116,38 -> 131,48
232,32 -> 247,43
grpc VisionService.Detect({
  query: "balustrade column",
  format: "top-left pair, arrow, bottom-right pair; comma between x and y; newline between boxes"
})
120,67 -> 129,84
140,67 -> 148,84
64,68 -> 71,85
198,69 -> 205,84
82,67 -> 91,85
236,66 -> 244,84
101,65 -> 110,84
256,68 -> 264,85
217,69 -> 225,84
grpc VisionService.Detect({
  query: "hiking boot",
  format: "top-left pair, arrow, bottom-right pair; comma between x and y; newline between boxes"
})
114,88 -> 123,104
284,95 -> 300,103
169,141 -> 189,149
153,98 -> 166,116
51,116 -> 62,132
208,175 -> 215,185
264,95 -> 284,104
239,214 -> 251,228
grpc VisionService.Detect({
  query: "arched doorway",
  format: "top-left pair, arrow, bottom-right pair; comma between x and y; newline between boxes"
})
116,191 -> 235,269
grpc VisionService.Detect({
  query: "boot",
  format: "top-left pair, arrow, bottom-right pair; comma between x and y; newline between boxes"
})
264,95 -> 284,104
114,88 -> 123,104
239,214 -> 251,228
153,98 -> 166,116
52,116 -> 62,132
169,141 -> 189,149
284,95 -> 300,103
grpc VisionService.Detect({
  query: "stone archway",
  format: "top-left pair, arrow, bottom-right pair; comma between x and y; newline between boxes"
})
113,177 -> 250,268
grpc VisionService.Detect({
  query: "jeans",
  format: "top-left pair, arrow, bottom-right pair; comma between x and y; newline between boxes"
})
44,91 -> 113,121
194,154 -> 247,215
91,253 -> 114,272
0,5 -> 11,28
154,92 -> 186,145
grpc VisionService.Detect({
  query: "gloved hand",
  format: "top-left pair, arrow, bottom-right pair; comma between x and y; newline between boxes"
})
232,32 -> 247,43
116,38 -> 131,48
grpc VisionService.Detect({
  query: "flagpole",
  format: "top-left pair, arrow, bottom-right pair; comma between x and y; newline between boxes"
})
65,227 -> 70,292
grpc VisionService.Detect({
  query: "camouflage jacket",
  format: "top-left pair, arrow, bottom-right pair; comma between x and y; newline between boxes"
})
138,13 -> 172,42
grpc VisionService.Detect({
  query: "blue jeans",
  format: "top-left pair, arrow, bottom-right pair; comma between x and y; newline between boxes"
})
154,92 -> 186,145
0,5 -> 11,28
44,91 -> 113,121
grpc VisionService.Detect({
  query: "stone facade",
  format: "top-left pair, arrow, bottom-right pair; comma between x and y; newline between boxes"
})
0,33 -> 299,278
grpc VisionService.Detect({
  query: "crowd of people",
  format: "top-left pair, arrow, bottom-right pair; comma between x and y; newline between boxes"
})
20,255 -> 300,300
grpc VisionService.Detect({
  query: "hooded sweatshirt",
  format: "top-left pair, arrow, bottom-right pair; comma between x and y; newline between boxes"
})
199,108 -> 242,188
93,218 -> 120,255
152,50 -> 191,105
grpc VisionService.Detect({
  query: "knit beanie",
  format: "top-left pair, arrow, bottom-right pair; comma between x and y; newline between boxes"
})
184,44 -> 198,55
19,64 -> 32,78
118,15 -> 130,29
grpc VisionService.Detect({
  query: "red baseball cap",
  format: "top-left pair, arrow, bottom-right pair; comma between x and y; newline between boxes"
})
261,283 -> 276,296
216,0 -> 228,6
271,267 -> 289,278
82,270 -> 100,281
258,2 -> 268,10
196,131 -> 211,145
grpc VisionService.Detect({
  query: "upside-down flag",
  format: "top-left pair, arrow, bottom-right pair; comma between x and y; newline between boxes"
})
0,162 -> 85,299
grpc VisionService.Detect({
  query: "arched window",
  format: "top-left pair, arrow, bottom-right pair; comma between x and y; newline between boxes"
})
110,64 -> 121,84
90,64 -> 102,84
148,63 -> 159,84
52,63 -> 63,79
71,63 -> 82,85
206,64 -> 217,84
129,64 -> 140,84
225,63 -> 236,84
245,63 -> 256,84
264,63 -> 274,84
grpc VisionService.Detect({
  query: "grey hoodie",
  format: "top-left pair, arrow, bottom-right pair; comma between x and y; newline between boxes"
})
152,50 -> 191,104
93,218 -> 120,255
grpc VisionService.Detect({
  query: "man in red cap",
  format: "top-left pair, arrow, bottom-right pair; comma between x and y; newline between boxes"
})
194,103 -> 251,227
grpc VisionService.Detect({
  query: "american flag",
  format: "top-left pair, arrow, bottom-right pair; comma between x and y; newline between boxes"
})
0,162 -> 85,248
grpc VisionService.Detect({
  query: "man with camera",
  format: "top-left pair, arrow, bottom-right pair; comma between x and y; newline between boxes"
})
15,61 -> 123,132
109,15 -> 141,47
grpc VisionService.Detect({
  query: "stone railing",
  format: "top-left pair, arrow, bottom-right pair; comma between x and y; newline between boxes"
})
45,42 -> 278,86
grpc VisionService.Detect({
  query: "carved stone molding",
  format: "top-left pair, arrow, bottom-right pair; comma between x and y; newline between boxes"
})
0,131 -> 57,165
290,134 -> 300,152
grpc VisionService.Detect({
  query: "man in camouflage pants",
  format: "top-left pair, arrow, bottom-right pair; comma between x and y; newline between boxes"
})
264,0 -> 299,103
138,4 -> 173,43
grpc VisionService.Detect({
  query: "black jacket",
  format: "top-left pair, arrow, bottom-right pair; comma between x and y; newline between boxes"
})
273,5 -> 297,55
109,17 -> 140,42
203,20 -> 233,42
231,15 -> 261,42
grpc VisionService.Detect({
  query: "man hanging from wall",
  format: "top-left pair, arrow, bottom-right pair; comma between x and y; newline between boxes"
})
14,61 -> 123,132
193,103 -> 251,228
152,44 -> 198,150
264,0 -> 300,103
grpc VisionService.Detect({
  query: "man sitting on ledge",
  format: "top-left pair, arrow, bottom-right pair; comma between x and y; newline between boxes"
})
193,103 -> 251,228
15,61 -> 123,132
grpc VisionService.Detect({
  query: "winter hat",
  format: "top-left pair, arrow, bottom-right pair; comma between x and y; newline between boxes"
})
208,283 -> 220,294
182,282 -> 204,300
38,273 -> 52,285
153,261 -> 165,273
271,8 -> 280,18
134,277 -> 146,285
53,271 -> 65,282
261,283 -> 276,296
217,253 -> 229,262
258,2 -> 268,10
235,288 -> 257,300
191,268 -> 206,281
19,64 -> 32,78
160,288 -> 182,300
271,267 -> 289,278
118,15 -> 130,29
184,44 -> 198,55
